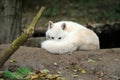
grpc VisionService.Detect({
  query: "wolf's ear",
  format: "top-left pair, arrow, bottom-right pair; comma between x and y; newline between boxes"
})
61,23 -> 66,30
48,21 -> 54,29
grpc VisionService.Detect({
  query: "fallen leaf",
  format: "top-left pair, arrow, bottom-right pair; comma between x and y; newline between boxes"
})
88,59 -> 96,63
54,62 -> 58,66
9,59 -> 16,63
81,69 -> 86,74
71,74 -> 79,78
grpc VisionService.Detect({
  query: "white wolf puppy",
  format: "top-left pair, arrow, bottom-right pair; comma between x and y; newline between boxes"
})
41,21 -> 100,54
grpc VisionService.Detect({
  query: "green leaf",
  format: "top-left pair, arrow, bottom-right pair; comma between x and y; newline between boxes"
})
16,66 -> 31,76
4,71 -> 15,79
3,66 -> 31,80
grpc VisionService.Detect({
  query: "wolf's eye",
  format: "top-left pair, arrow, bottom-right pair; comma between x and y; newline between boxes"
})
51,37 -> 54,39
58,37 -> 62,40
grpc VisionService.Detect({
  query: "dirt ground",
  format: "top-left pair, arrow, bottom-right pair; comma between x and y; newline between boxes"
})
0,44 -> 120,80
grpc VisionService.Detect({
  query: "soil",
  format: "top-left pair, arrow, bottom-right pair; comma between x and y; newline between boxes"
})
0,44 -> 120,80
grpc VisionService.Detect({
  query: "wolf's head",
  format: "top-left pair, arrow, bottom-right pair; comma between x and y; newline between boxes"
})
46,21 -> 68,41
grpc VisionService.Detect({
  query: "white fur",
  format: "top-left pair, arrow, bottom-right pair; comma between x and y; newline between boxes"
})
41,21 -> 100,54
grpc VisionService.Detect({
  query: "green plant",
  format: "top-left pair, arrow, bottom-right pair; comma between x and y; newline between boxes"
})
4,66 -> 31,80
